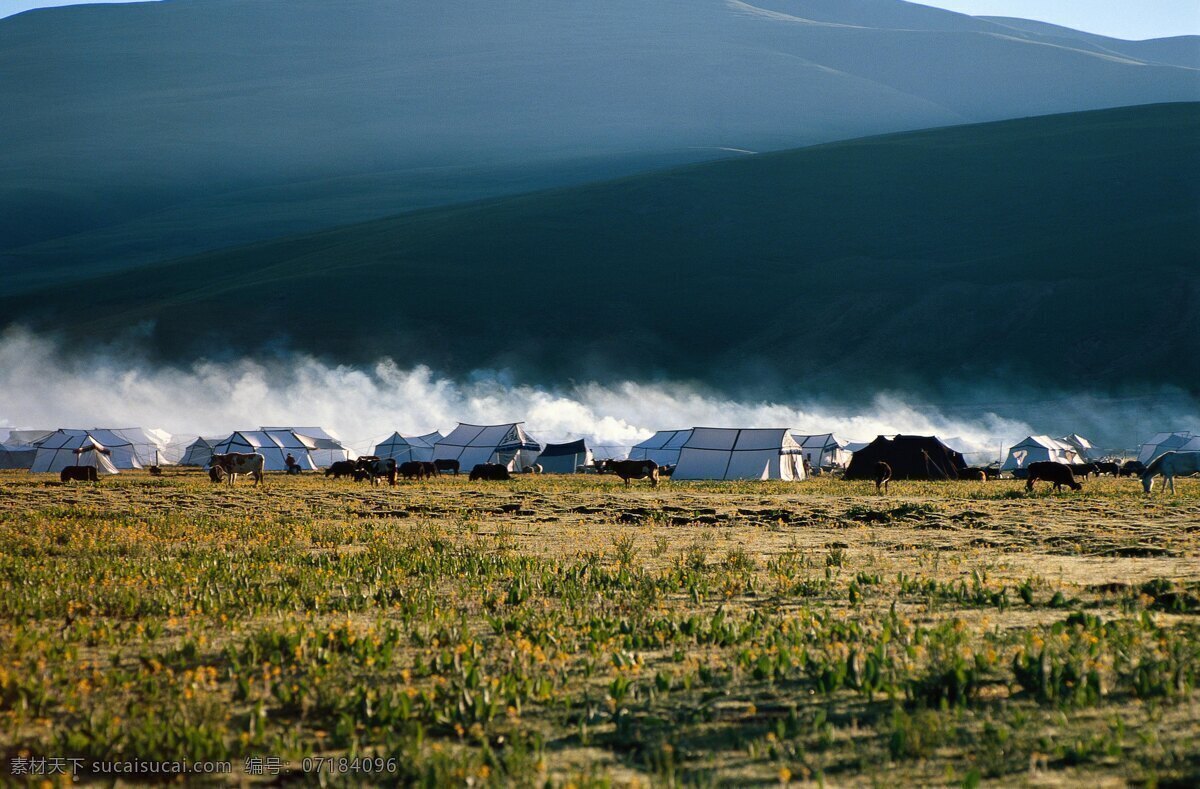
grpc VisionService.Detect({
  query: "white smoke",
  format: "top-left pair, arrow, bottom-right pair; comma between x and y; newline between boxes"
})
0,326 -> 1193,459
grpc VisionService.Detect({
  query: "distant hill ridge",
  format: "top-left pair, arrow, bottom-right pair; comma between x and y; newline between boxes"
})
1,0 -> 1197,278
5,104 -> 1197,397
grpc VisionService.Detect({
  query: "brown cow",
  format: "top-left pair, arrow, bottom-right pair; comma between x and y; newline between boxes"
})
210,453 -> 266,486
1025,461 -> 1082,492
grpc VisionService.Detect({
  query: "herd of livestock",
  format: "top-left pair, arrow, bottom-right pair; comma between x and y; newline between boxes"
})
6,424 -> 1198,494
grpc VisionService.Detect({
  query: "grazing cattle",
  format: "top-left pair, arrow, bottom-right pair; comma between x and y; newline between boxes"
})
356,456 -> 397,486
658,464 -> 676,478
210,453 -> 266,486
1093,461 -> 1120,477
60,466 -> 99,483
148,465 -> 163,477
324,460 -> 359,479
469,463 -> 511,481
1069,463 -> 1100,480
208,465 -> 226,483
434,459 -> 460,476
875,462 -> 892,494
1025,461 -> 1082,492
421,462 -> 439,478
1119,460 -> 1146,478
399,461 -> 426,480
1142,451 -> 1200,494
598,459 -> 659,487
959,467 -> 987,481
521,464 -> 543,474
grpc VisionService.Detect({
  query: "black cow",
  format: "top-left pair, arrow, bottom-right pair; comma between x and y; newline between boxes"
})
469,463 -> 511,481
421,462 -> 439,478
60,466 -> 99,482
1069,463 -> 1100,480
208,465 -> 226,483
1119,460 -> 1147,478
434,459 -> 460,476
324,460 -> 359,479
399,461 -> 427,480
875,462 -> 892,494
1093,461 -> 1120,477
959,467 -> 988,481
356,456 -> 397,486
598,459 -> 659,487
1026,461 -> 1082,492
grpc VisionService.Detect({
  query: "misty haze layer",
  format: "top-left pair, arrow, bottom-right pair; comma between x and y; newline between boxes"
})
1,0 -> 1197,270
4,327 -> 1195,457
6,105 -> 1197,399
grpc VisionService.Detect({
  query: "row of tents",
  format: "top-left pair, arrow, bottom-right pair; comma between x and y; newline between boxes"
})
1,424 -> 1194,479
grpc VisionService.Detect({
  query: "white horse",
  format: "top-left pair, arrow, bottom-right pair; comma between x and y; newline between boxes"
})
1141,451 -> 1200,494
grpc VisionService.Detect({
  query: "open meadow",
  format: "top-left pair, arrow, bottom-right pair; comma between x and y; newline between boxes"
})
1,470 -> 1198,786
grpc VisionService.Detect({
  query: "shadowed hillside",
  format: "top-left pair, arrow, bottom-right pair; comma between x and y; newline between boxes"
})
5,104 -> 1197,397
1,0 -> 1197,275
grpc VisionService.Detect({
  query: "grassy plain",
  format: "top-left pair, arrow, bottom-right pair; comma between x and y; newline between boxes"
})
1,470 -> 1198,786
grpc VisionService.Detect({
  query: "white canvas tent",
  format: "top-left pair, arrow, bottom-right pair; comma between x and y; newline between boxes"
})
629,429 -> 693,466
790,433 -> 850,470
180,437 -> 222,467
30,431 -> 120,474
1138,432 -> 1196,464
373,431 -> 442,463
0,428 -> 53,447
0,443 -> 37,469
673,428 -> 807,481
536,440 -> 592,474
1001,435 -> 1081,471
1059,434 -> 1096,462
433,423 -> 541,471
91,427 -> 175,467
262,427 -> 354,467
592,444 -> 631,461
213,430 -> 318,471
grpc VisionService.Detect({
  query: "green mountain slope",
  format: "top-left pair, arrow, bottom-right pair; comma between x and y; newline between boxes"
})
5,104 -> 1198,395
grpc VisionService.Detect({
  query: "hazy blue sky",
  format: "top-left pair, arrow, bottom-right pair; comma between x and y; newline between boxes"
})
1,0 -> 1198,40
915,1 -> 1200,40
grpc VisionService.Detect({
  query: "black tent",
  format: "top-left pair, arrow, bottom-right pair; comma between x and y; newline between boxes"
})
535,439 -> 591,474
844,435 -> 969,481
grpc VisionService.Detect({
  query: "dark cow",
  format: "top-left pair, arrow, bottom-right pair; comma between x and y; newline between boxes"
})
434,459 -> 460,476
421,462 -> 439,478
469,463 -> 511,481
1119,460 -> 1146,478
60,466 -> 99,483
598,459 -> 659,487
875,462 -> 892,494
1093,461 -> 1120,477
324,460 -> 359,479
208,465 -> 226,483
521,464 -> 543,474
210,452 -> 266,486
658,464 -> 676,478
1025,461 -> 1082,492
959,467 -> 987,481
399,461 -> 426,480
1069,463 -> 1100,480
356,456 -> 397,486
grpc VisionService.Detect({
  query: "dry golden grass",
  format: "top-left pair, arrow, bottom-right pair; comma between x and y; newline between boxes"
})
0,469 -> 1197,786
